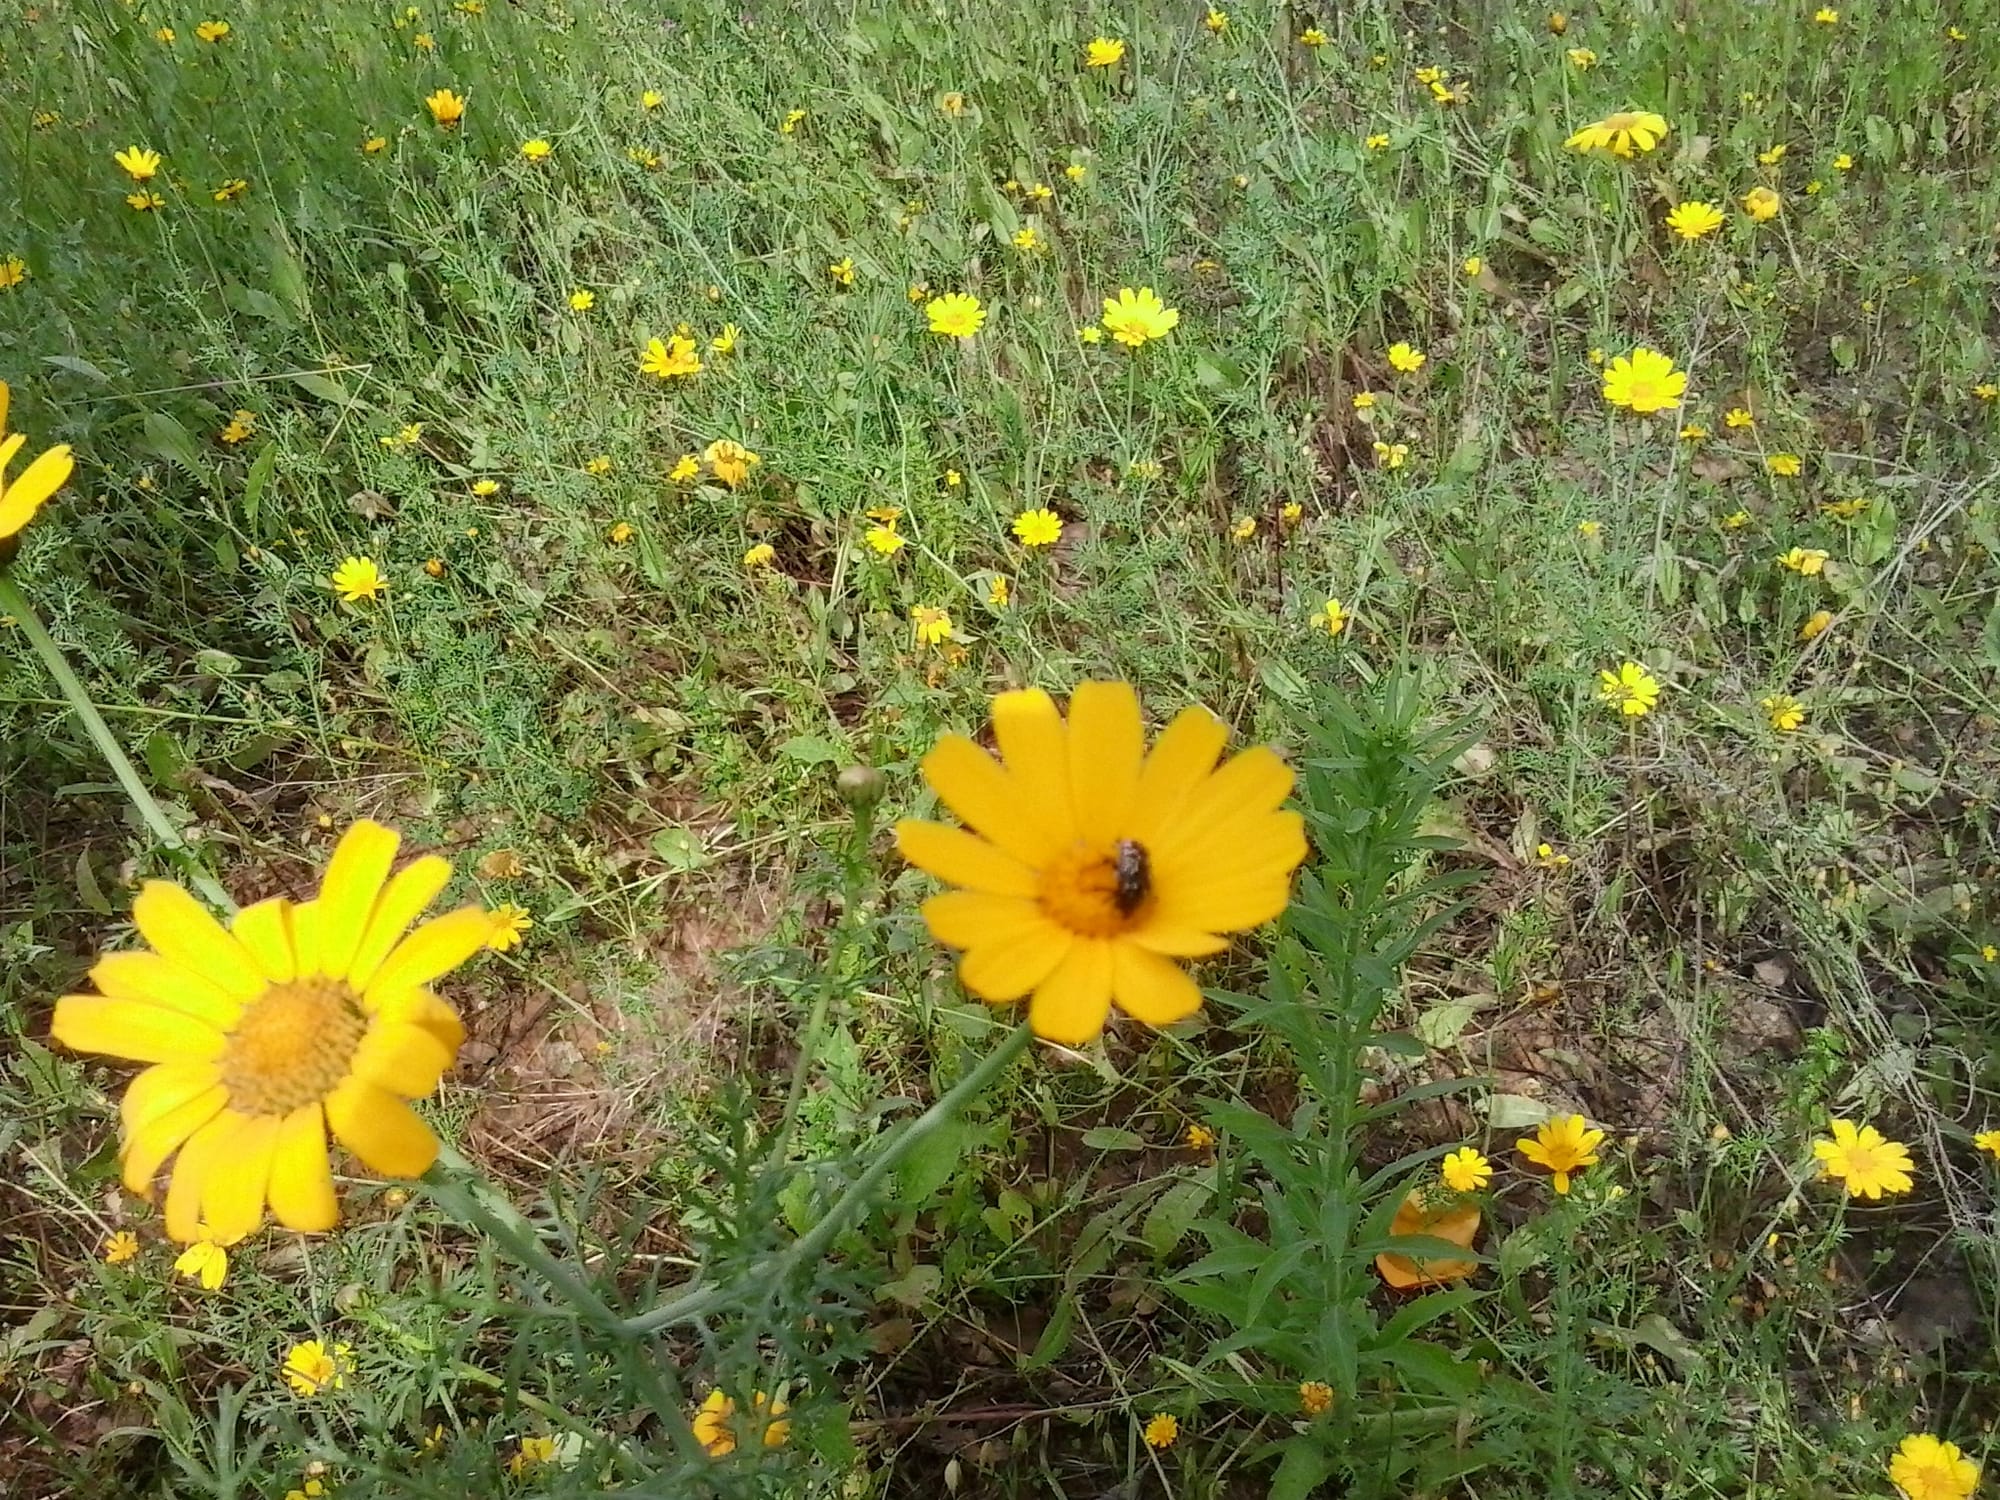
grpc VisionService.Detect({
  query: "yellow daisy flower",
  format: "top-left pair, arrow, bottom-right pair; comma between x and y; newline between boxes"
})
640,335 -> 702,380
1742,186 -> 1782,221
485,904 -> 532,952
115,146 -> 163,181
895,684 -> 1307,1045
1012,508 -> 1063,547
282,1338 -> 350,1396
1601,348 -> 1689,413
330,556 -> 385,602
1386,341 -> 1426,373
1888,1434 -> 1978,1500
1516,1113 -> 1605,1193
510,1437 -> 558,1477
704,440 -> 759,488
425,89 -> 466,128
1666,201 -> 1725,240
1564,110 -> 1670,158
1100,287 -> 1179,348
1441,1147 -> 1492,1192
1812,1118 -> 1914,1199
49,821 -> 490,1241
174,1238 -> 229,1288
1598,661 -> 1660,717
691,1390 -> 790,1458
926,292 -> 986,338
1761,694 -> 1805,732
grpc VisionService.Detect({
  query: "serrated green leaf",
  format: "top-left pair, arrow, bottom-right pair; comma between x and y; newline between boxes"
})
1141,1177 -> 1213,1257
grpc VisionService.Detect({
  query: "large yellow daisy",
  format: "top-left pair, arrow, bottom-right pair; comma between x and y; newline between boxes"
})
1564,109 -> 1670,158
51,822 -> 492,1242
895,683 -> 1306,1044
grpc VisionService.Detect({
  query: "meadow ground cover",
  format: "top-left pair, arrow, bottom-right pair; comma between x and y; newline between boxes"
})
3,0 -> 2000,1495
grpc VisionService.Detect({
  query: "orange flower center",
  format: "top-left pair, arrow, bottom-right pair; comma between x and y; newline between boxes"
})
219,977 -> 366,1115
1038,839 -> 1152,938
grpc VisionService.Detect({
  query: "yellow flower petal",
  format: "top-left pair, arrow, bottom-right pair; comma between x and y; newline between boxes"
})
1126,707 -> 1230,843
345,854 -> 453,989
0,443 -> 74,537
119,1057 -> 223,1134
288,899 -> 326,979
51,994 -> 226,1063
361,906 -> 492,1007
200,1112 -> 280,1244
1066,681 -> 1145,846
132,882 -> 266,1002
326,1078 -> 439,1176
921,735 -> 1064,866
920,890 -> 1041,949
895,822 -> 1038,897
1150,872 -> 1295,932
1156,807 -> 1308,885
1027,939 -> 1114,1044
349,1021 -> 454,1098
312,821 -> 402,979
90,949 -> 242,1029
121,1078 -> 228,1194
377,988 -> 466,1053
1125,925 -> 1232,958
957,917 -> 1075,1001
164,1110 -> 242,1242
1111,942 -> 1204,1026
1149,746 -> 1295,863
268,1104 -> 338,1232
1150,813 -> 1308,929
229,898 -> 297,984
991,689 -> 1077,844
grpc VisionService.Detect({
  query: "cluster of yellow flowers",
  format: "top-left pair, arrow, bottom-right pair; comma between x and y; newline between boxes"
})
921,287 -> 1179,349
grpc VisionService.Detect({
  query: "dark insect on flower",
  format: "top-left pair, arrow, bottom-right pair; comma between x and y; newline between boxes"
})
1112,839 -> 1151,915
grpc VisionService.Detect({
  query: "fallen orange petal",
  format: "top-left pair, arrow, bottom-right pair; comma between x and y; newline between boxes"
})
1375,1189 -> 1480,1290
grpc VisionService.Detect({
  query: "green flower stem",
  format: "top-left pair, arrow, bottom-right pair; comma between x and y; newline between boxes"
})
422,1147 -> 690,1431
0,569 -> 235,913
422,1019 -> 1030,1342
619,1020 -> 1034,1338
421,1143 -> 628,1334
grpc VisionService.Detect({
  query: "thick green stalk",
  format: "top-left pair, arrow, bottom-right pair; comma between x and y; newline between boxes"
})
0,570 -> 235,912
619,1021 -> 1033,1337
420,1025 -> 1031,1340
421,1143 -> 627,1334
